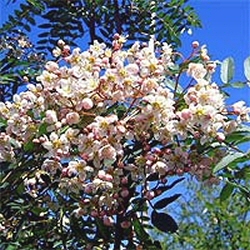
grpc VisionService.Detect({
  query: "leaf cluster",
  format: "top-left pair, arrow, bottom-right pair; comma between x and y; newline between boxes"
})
1,0 -> 202,55
161,181 -> 250,250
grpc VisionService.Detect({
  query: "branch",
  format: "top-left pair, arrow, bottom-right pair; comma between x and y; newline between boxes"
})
114,0 -> 122,34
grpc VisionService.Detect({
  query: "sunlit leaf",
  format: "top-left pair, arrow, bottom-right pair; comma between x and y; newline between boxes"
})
244,56 -> 250,81
220,57 -> 235,83
231,81 -> 246,88
164,78 -> 183,94
213,152 -> 246,173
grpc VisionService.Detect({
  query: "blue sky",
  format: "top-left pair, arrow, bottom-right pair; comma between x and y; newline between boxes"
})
181,0 -> 250,105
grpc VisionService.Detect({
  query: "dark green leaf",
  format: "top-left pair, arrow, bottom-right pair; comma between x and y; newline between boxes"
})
235,165 -> 250,180
151,210 -> 178,233
220,183 -> 234,202
38,23 -> 52,29
23,24 -> 31,32
152,177 -> 185,194
154,194 -> 181,209
146,173 -> 159,181
38,123 -> 48,136
23,141 -> 35,152
0,117 -> 7,128
133,217 -> 151,242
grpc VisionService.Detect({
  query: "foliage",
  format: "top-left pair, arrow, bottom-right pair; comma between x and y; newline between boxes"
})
0,31 -> 45,102
0,1 -> 249,248
1,0 -> 202,53
0,35 -> 249,249
0,0 -> 202,103
159,181 -> 250,250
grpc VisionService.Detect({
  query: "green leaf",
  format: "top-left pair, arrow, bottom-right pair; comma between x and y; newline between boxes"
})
133,217 -> 151,242
231,81 -> 246,88
154,194 -> 181,209
225,129 -> 250,145
235,165 -> 250,180
220,183 -> 234,202
0,117 -> 7,128
213,152 -> 246,173
151,210 -> 178,233
0,75 -> 16,83
220,57 -> 235,83
152,177 -> 185,194
23,24 -> 31,32
244,56 -> 250,81
146,173 -> 160,182
38,123 -> 48,136
23,141 -> 35,152
164,78 -> 183,94
6,244 -> 19,250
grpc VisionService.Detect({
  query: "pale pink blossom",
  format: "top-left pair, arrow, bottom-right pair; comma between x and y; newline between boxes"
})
66,111 -> 80,125
187,62 -> 207,80
81,98 -> 94,110
45,110 -> 58,124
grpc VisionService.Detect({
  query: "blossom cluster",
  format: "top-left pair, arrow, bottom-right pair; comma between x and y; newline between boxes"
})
0,35 -> 249,226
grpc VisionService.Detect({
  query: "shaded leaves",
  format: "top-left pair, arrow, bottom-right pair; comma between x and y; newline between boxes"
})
1,0 -> 202,56
154,194 -> 181,209
151,210 -> 178,233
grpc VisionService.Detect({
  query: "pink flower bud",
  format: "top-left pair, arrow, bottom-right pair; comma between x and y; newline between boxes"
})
45,61 -> 59,72
82,98 -> 94,110
120,188 -> 129,198
113,193 -> 119,199
180,109 -> 192,120
145,191 -> 155,200
58,39 -> 66,47
32,138 -> 40,144
176,168 -> 184,176
165,148 -> 172,155
121,177 -> 128,185
23,76 -> 29,82
105,173 -> 113,182
202,54 -> 210,61
98,170 -> 106,180
216,132 -> 225,142
192,41 -> 199,48
84,185 -> 93,194
113,33 -> 120,40
66,111 -> 80,125
45,110 -> 58,124
103,215 -> 114,226
63,45 -> 70,53
91,211 -> 98,217
61,168 -> 68,177
120,221 -> 131,229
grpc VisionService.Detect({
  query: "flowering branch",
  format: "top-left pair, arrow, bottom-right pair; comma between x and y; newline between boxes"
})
0,34 -> 249,249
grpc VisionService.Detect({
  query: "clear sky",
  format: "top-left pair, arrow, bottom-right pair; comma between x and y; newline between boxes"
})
181,0 -> 250,105
1,0 -> 249,104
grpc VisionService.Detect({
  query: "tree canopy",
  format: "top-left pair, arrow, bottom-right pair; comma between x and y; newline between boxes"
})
0,1 -> 249,249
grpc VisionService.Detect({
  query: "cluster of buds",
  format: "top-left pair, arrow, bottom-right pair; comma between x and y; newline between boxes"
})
0,34 -> 249,228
